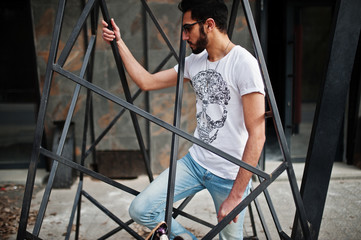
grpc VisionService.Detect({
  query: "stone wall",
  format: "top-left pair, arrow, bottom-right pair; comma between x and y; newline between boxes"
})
31,0 -> 256,175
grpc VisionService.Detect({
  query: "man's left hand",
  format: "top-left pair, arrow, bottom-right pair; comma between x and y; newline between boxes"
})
217,195 -> 242,224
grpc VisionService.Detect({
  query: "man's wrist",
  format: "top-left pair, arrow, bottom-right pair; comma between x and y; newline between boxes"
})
116,39 -> 124,50
228,190 -> 243,201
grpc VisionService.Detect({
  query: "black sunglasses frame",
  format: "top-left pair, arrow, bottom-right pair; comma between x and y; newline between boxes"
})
182,20 -> 203,33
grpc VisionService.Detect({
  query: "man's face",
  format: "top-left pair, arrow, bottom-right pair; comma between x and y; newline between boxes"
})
182,11 -> 208,54
191,27 -> 208,54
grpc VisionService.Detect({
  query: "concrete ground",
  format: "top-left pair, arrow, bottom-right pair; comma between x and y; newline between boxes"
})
1,160 -> 360,240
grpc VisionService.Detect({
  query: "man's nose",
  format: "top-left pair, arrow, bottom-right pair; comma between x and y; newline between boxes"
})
182,31 -> 189,41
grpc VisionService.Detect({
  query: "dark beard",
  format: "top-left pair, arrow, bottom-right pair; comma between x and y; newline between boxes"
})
189,26 -> 208,54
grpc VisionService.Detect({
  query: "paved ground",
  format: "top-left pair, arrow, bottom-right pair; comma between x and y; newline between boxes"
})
1,160 -> 360,240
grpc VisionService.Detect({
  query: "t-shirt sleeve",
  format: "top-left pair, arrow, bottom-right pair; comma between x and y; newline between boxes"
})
237,54 -> 265,97
173,55 -> 193,80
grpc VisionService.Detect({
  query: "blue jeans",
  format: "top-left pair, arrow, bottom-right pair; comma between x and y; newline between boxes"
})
129,153 -> 251,240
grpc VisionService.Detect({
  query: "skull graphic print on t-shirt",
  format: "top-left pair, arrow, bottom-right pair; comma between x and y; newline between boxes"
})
192,69 -> 230,144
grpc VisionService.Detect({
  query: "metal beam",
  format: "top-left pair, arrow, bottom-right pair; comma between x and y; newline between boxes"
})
99,0 -> 154,182
16,1 -> 67,239
52,63 -> 270,179
242,0 -> 312,238
292,0 -> 361,238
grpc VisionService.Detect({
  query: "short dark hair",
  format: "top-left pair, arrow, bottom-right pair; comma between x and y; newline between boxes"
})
178,0 -> 228,33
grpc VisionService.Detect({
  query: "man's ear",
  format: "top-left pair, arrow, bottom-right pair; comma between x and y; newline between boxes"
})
205,18 -> 216,32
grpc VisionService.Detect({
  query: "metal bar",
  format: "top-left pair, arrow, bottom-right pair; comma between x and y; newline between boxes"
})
293,0 -> 361,238
65,180 -> 83,240
79,37 -> 97,164
202,162 -> 288,239
346,36 -> 361,164
57,0 -> 96,66
39,147 -> 140,196
52,64 -> 270,180
227,0 -> 240,39
280,231 -> 292,240
77,58 -> 92,239
98,219 -> 135,240
258,177 -> 284,237
251,188 -> 272,240
75,23 -> 98,237
90,0 -> 99,35
76,73 -> 90,240
81,49 -> 172,161
82,190 -> 143,240
247,202 -> 257,238
88,93 -> 97,168
83,89 -> 142,160
154,51 -> 174,73
75,189 -> 82,240
79,0 -> 91,167
17,1 -> 67,239
81,0 -> 89,50
87,5 -> 99,171
24,231 -> 43,240
285,166 -> 310,239
142,2 -> 151,160
50,58 -> 270,234
140,0 -> 179,63
164,36 -> 187,231
172,195 -> 195,219
99,0 -> 154,182
172,208 -> 215,229
32,35 -> 96,236
81,50 -> 173,161
82,49 -> 171,161
241,0 -> 312,239
284,5 -> 294,146
241,1 -> 290,170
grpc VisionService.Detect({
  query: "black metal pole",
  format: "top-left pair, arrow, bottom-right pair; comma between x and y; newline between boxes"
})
247,203 -> 257,238
32,34 -> 97,237
140,0 -> 179,63
81,53 -> 172,161
82,190 -> 143,239
57,0 -> 96,67
227,0 -> 240,39
142,0 -> 151,162
99,0 -> 154,182
203,163 -> 288,239
241,0 -> 312,239
35,34 -> 96,236
53,64 -> 269,179
65,180 -> 83,240
164,33 -> 187,233
87,3 -> 99,171
17,1 -> 67,239
251,192 -> 272,239
98,219 -> 135,240
39,147 -> 140,196
258,176 -> 284,239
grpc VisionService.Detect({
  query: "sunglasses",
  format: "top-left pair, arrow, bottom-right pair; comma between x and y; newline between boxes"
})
182,20 -> 203,34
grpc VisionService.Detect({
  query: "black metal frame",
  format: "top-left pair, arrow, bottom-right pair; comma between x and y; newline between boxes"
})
17,0 -> 312,239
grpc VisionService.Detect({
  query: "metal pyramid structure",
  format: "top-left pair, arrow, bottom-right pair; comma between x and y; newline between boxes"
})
17,0 -> 314,239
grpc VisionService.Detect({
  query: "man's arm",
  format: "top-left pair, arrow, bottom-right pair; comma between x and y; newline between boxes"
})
102,19 -> 185,91
217,92 -> 265,223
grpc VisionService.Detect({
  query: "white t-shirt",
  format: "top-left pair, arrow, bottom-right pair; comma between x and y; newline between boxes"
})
174,45 -> 265,180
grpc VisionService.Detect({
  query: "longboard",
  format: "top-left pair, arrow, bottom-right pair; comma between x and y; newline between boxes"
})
145,221 -> 168,240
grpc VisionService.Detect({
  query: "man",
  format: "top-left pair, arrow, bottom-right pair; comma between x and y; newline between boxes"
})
102,0 -> 265,239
